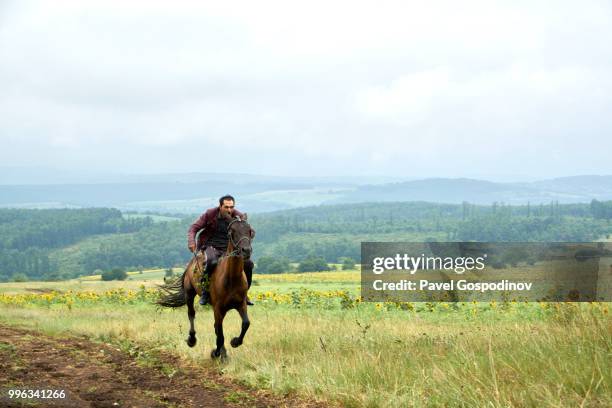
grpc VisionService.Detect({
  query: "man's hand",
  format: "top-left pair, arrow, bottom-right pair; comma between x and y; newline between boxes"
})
188,243 -> 196,253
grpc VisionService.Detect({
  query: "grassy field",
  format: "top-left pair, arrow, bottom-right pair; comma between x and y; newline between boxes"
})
0,267 -> 360,295
0,270 -> 610,407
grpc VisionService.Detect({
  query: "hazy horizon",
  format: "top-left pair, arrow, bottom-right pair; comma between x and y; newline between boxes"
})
1,1 -> 611,180
2,165 -> 612,186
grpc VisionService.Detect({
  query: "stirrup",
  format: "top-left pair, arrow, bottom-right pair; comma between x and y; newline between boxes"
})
199,291 -> 209,305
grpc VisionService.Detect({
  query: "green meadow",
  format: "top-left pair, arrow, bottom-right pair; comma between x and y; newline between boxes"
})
1,269 -> 610,407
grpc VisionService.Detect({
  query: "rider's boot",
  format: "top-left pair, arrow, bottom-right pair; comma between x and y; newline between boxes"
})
199,289 -> 209,306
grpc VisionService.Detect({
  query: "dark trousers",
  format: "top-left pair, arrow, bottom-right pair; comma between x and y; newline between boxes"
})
204,246 -> 253,288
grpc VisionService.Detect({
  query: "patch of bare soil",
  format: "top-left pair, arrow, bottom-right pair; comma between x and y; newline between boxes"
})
0,325 -> 325,408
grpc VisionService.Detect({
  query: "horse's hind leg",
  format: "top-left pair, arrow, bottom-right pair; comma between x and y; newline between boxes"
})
230,304 -> 250,348
211,307 -> 227,359
186,288 -> 197,347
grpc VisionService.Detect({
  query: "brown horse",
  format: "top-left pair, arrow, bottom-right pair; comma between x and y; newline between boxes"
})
156,215 -> 254,359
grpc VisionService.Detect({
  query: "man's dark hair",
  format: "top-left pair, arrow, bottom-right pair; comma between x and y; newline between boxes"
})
219,195 -> 235,206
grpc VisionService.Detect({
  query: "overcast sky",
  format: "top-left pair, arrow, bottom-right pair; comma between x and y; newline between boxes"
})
1,0 -> 611,181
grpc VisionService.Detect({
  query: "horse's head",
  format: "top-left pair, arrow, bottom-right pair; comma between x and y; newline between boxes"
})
227,214 -> 255,259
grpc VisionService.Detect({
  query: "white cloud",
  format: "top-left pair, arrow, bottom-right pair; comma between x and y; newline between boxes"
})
355,67 -> 451,125
0,0 -> 611,178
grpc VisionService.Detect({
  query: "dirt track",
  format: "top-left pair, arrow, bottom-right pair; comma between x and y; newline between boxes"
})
0,325 -> 322,408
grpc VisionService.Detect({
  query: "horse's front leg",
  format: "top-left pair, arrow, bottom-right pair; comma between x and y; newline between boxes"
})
211,307 -> 227,359
186,288 -> 197,347
230,303 -> 250,348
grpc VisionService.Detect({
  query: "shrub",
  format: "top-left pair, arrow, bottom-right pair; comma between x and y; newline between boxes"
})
339,257 -> 356,270
256,256 -> 290,274
12,273 -> 29,282
298,257 -> 330,272
101,268 -> 128,281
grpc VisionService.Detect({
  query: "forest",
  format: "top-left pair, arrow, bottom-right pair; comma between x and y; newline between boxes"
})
0,200 -> 611,281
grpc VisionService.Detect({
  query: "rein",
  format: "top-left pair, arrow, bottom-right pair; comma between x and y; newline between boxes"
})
223,218 -> 252,258
191,230 -> 204,275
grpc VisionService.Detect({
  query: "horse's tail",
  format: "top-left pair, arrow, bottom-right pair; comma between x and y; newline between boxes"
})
155,269 -> 188,308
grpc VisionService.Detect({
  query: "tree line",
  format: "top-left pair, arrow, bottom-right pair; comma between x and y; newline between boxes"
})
0,208 -> 152,280
0,200 -> 611,281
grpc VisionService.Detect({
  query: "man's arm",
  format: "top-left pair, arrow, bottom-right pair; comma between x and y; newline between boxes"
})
187,213 -> 207,251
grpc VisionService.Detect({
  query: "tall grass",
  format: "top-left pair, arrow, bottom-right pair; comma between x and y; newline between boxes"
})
1,298 -> 609,407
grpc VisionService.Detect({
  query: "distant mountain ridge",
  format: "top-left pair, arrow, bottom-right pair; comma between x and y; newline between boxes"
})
0,172 -> 611,213
334,176 -> 612,205
0,167 -> 400,186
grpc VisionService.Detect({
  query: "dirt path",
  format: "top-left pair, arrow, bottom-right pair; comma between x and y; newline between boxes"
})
0,325 -> 322,408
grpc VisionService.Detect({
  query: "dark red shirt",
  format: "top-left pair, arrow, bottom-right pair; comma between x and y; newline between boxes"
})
187,207 -> 245,250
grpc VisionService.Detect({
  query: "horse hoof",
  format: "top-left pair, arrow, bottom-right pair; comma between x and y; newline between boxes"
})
230,337 -> 242,348
186,336 -> 197,348
211,348 -> 227,360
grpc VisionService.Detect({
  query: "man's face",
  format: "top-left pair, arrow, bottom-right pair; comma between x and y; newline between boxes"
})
220,199 -> 235,218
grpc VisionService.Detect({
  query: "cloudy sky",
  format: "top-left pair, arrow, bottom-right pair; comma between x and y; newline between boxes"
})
1,0 -> 611,181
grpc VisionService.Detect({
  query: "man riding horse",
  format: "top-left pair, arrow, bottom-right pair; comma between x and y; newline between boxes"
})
187,195 -> 254,306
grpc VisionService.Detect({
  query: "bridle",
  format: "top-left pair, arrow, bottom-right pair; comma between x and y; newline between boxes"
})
225,217 -> 253,258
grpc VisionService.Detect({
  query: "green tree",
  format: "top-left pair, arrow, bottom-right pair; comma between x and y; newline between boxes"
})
256,256 -> 289,274
298,256 -> 330,272
101,267 -> 127,281
340,257 -> 356,270
12,273 -> 29,282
